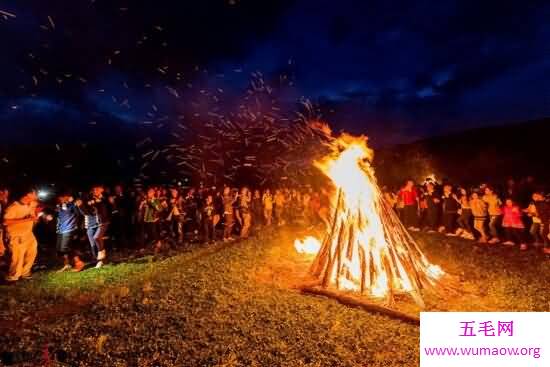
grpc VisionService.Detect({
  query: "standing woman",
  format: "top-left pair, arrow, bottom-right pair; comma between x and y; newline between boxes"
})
78,185 -> 110,268
239,187 -> 252,239
262,189 -> 273,226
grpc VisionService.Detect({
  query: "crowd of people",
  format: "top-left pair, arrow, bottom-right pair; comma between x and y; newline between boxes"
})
0,184 -> 329,284
388,176 -> 550,252
0,175 -> 549,285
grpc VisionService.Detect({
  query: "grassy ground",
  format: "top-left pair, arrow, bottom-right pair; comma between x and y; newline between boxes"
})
0,228 -> 549,366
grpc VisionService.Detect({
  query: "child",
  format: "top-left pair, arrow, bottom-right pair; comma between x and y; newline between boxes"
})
501,198 -> 526,250
470,191 -> 489,243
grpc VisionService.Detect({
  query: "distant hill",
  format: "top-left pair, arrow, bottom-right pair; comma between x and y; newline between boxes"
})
375,118 -> 550,188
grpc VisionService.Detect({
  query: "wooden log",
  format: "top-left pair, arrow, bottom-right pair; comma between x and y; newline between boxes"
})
311,189 -> 343,277
299,285 -> 420,325
359,246 -> 366,294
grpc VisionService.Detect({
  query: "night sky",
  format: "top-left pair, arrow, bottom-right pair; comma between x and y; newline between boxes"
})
1,0 -> 549,146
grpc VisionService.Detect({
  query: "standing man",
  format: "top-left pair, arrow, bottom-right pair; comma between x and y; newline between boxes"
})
55,192 -> 85,272
167,187 -> 185,243
440,184 -> 460,236
483,186 -> 502,244
3,187 -> 38,284
422,183 -> 440,232
139,187 -> 163,251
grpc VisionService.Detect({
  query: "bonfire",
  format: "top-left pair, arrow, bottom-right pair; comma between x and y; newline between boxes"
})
295,130 -> 444,308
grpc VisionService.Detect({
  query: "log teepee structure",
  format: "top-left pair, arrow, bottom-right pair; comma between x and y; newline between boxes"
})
298,132 -> 443,308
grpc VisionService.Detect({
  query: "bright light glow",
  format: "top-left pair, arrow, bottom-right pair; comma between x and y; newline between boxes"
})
425,173 -> 438,184
294,236 -> 322,255
37,190 -> 50,199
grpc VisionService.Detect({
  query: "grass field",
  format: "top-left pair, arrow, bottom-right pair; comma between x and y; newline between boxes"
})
0,228 -> 549,366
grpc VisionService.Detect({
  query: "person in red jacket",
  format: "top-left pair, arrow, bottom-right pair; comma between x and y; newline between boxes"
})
398,179 -> 420,231
501,198 -> 527,250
